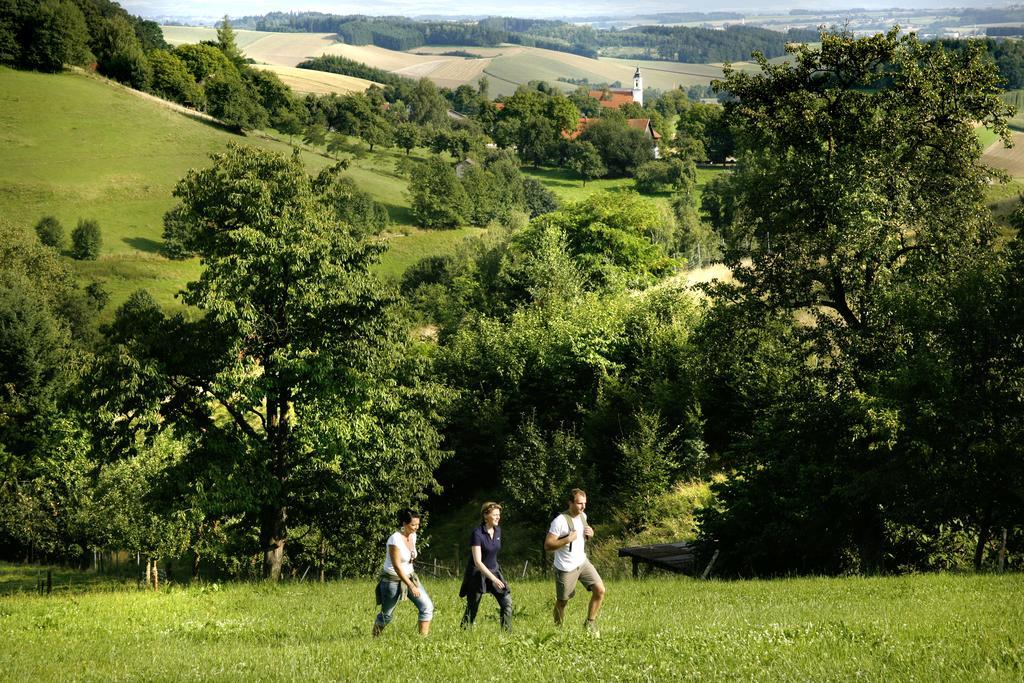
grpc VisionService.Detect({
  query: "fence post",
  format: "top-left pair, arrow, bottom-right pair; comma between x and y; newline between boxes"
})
46,570 -> 52,595
998,528 -> 1008,573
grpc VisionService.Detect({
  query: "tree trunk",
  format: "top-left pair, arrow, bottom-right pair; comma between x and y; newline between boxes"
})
260,504 -> 288,581
974,522 -> 990,571
193,553 -> 201,580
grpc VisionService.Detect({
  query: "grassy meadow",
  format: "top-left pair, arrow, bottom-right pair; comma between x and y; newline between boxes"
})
0,65 -> 726,316
0,68 -> 480,311
1,564 -> 1021,681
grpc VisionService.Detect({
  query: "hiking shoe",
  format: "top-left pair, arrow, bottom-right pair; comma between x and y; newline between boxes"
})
584,620 -> 600,638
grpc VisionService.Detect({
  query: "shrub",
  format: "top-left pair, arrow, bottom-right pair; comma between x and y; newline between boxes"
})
70,219 -> 101,260
34,216 -> 65,250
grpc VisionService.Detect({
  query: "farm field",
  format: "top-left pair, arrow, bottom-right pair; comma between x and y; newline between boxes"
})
250,64 -> 376,95
158,27 -> 723,96
984,131 -> 1024,177
161,27 -> 339,68
1,568 -> 1021,681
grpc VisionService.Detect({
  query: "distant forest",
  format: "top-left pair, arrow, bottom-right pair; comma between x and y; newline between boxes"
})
232,13 -> 819,63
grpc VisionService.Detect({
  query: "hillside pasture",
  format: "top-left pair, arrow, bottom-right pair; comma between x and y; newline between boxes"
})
1,569 -> 1021,681
0,67 -> 468,314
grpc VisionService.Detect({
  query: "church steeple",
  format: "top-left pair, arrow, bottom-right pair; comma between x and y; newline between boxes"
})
632,67 -> 643,106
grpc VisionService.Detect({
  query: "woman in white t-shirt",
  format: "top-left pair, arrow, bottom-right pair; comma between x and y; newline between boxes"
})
372,508 -> 433,636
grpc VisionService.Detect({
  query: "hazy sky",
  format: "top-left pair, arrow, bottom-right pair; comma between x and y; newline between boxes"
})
123,0 -> 1014,22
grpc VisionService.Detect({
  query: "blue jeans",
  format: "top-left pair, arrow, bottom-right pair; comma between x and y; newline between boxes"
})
374,577 -> 433,628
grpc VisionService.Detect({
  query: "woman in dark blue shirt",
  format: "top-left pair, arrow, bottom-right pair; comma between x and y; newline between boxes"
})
459,501 -> 512,631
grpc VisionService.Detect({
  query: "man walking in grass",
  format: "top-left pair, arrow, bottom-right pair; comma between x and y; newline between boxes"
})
544,488 -> 606,634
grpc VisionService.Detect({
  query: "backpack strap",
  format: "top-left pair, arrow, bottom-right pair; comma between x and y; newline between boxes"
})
562,513 -> 576,552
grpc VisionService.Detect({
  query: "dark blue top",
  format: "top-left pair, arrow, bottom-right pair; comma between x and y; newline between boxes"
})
470,524 -> 502,572
459,524 -> 508,597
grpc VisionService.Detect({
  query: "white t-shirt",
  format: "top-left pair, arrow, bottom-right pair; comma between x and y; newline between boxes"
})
382,531 -> 417,577
548,513 -> 586,572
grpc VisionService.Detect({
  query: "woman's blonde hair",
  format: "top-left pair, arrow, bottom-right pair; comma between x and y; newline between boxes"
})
480,501 -> 502,522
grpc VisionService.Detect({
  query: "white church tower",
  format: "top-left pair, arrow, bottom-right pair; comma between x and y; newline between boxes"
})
632,67 -> 643,106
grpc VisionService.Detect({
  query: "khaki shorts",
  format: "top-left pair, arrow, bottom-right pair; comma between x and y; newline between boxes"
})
554,559 -> 603,601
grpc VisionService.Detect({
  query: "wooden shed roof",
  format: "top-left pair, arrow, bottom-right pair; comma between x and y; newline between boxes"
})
618,541 -> 697,574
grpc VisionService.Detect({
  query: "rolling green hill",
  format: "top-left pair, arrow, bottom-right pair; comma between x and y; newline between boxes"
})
0,67 -> 480,311
0,65 -> 733,317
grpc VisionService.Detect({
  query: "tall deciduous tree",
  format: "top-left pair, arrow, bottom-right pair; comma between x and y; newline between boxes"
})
96,145 -> 449,579
714,29 -> 1011,335
698,30 -> 1017,574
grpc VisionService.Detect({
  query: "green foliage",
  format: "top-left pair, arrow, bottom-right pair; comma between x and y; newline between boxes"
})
580,116 -> 655,177
521,177 -> 560,217
216,15 -> 244,68
567,141 -> 606,186
95,15 -> 151,90
243,68 -> 300,130
312,162 -> 391,237
501,415 -> 580,526
203,72 -> 266,131
525,191 -> 674,288
148,49 -> 201,106
34,215 -> 64,250
672,183 -> 722,266
633,157 -> 695,194
173,42 -> 236,83
96,144 -> 451,579
0,218 -> 98,562
409,156 -> 469,228
406,77 -> 449,128
696,31 -> 1021,575
18,0 -> 92,72
459,153 -> 529,227
491,88 -> 580,167
613,410 -> 679,531
70,218 -> 101,260
393,122 -> 420,155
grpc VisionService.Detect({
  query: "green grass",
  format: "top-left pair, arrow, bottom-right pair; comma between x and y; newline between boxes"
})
1,565 -> 1021,680
0,67 -> 474,313
976,124 -> 1001,151
523,165 -> 729,207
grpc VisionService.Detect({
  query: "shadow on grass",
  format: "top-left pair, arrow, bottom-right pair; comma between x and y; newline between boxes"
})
0,562 -> 134,596
123,236 -> 162,253
525,167 -> 582,187
383,203 -> 416,226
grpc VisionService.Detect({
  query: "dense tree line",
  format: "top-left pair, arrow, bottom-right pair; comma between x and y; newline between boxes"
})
234,11 -> 815,64
0,0 -> 165,73
938,37 -> 1024,89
